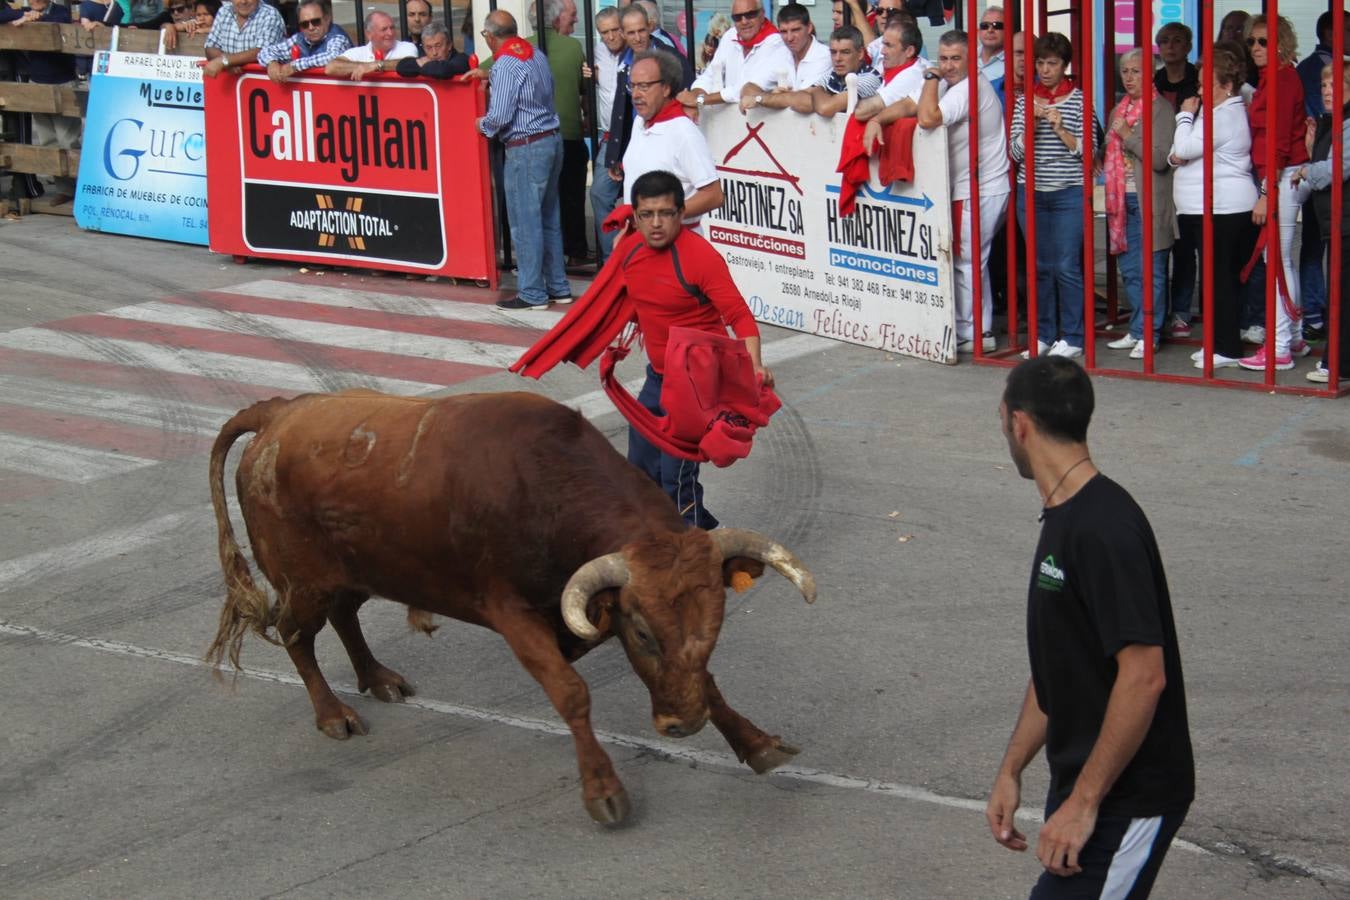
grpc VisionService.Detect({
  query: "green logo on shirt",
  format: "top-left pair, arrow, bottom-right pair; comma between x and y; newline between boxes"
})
1038,554 -> 1065,592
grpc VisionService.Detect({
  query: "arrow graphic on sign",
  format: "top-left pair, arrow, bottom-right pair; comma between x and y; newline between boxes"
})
825,183 -> 934,212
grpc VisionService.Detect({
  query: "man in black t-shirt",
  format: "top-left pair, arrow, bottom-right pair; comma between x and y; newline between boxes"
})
988,356 -> 1194,900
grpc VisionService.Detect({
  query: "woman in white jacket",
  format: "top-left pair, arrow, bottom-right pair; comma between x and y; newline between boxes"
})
1169,45 -> 1259,368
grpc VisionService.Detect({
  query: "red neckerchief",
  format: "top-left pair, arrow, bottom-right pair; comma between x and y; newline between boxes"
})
290,43 -> 302,60
643,98 -> 685,129
1032,76 -> 1074,102
498,36 -> 535,60
374,47 -> 386,61
736,20 -> 776,55
882,56 -> 918,84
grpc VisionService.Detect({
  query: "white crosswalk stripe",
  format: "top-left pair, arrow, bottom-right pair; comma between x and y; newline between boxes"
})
0,375 -> 230,436
0,433 -> 158,483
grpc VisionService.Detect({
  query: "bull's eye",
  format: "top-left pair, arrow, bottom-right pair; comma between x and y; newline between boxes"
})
626,615 -> 660,656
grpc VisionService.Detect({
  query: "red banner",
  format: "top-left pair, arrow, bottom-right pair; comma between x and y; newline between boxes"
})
204,69 -> 496,284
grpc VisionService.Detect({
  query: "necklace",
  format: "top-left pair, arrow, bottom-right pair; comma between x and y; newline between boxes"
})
1038,456 -> 1092,522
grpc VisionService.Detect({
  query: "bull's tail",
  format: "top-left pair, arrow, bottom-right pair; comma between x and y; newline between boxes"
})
205,397 -> 293,673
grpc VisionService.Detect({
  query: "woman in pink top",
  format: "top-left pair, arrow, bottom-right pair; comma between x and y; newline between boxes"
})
1241,14 -> 1312,371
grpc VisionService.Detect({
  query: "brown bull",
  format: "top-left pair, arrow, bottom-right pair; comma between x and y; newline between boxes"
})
206,389 -> 815,824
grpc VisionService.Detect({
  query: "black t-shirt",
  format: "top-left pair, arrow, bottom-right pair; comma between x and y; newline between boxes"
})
1153,63 -> 1199,111
1027,474 -> 1194,818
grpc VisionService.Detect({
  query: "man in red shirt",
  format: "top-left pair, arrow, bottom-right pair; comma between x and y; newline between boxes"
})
617,169 -> 771,529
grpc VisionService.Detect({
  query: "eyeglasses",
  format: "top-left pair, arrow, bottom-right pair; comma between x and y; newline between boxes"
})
630,78 -> 663,91
299,16 -> 324,27
878,8 -> 904,18
1246,36 -> 1268,47
636,208 -> 680,221
730,10 -> 761,22
979,21 -> 1004,30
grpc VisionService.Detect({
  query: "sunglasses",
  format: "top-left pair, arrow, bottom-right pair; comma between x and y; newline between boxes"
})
878,8 -> 904,18
299,16 -> 324,26
730,10 -> 761,21
169,4 -> 189,12
979,21 -> 1004,30
1246,36 -> 1268,47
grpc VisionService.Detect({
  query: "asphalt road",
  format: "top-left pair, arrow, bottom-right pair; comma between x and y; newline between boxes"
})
1,215 -> 1347,899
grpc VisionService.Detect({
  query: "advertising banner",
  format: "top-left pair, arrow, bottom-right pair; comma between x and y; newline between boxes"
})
699,106 -> 957,364
75,51 -> 209,245
203,70 -> 496,284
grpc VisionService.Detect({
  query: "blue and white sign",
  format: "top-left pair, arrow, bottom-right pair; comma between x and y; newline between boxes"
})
76,51 -> 208,245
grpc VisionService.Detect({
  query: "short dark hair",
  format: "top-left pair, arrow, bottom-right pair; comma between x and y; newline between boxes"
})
1002,357 -> 1094,444
630,170 -> 685,209
195,0 -> 220,13
1034,31 -> 1072,64
1317,11 -> 1333,43
938,28 -> 967,49
829,25 -> 863,49
777,2 -> 811,27
885,16 -> 922,54
298,0 -> 330,16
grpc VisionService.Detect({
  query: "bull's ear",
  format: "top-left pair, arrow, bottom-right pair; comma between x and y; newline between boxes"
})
722,558 -> 766,593
586,589 -> 620,635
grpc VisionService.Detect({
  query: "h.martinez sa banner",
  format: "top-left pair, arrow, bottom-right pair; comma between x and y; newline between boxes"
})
76,51 -> 208,245
699,105 -> 957,365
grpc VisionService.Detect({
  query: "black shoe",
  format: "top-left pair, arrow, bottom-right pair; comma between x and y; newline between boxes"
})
1304,320 -> 1327,341
496,296 -> 552,311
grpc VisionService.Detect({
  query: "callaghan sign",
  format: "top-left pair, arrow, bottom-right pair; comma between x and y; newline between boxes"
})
203,71 -> 496,282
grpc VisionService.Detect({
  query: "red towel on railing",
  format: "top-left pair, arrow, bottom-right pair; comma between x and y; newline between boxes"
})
835,116 -> 871,217
878,118 -> 918,184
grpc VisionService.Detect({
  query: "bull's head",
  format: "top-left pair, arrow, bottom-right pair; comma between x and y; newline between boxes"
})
560,529 -> 816,739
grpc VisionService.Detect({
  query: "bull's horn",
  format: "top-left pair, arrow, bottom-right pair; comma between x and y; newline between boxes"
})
710,529 -> 817,604
560,552 -> 630,641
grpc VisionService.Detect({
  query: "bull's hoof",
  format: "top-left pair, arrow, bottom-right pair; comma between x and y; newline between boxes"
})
316,704 -> 369,740
585,788 -> 631,826
359,667 -> 416,703
747,739 -> 800,774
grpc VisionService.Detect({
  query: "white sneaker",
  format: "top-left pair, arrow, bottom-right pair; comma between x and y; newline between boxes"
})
1107,335 -> 1139,350
1190,349 -> 1204,362
1306,364 -> 1334,383
1048,340 -> 1084,359
1193,353 -> 1242,369
982,332 -> 997,353
1021,339 -> 1052,359
1128,340 -> 1157,360
1240,325 -> 1266,344
957,338 -> 975,352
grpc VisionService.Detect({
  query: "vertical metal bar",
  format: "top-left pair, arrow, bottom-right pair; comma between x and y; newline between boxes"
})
1080,0 -> 1095,368
684,0 -> 696,60
1332,1 -> 1344,389
1139,0 -> 1153,370
1201,0 -> 1214,377
968,0 -> 983,356
583,0 -> 601,256
398,0 -> 409,40
355,0 -> 366,44
537,0 -> 548,53
1262,1 -> 1277,385
1023,0 -> 1039,353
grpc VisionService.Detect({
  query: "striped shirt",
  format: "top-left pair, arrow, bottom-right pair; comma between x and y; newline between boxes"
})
478,51 -> 561,145
256,25 -> 352,71
814,65 -> 881,99
203,0 -> 285,55
1009,88 -> 1100,190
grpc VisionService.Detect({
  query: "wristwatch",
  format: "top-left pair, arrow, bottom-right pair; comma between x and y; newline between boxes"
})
924,70 -> 940,81
754,94 -> 763,106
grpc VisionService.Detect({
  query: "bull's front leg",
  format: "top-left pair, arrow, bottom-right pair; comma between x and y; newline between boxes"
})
705,673 -> 799,775
485,602 -> 630,825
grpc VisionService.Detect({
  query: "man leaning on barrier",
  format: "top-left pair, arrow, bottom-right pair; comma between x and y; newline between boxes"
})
393,22 -> 470,79
853,17 -> 924,155
679,0 -> 792,113
738,2 -> 828,113
200,0 -> 285,79
744,24 -> 878,117
256,0 -> 350,84
326,10 -> 417,81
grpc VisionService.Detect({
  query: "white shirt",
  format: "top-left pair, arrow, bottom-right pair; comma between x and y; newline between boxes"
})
789,39 -> 831,90
979,48 -> 1004,85
867,37 -> 928,77
1170,96 -> 1258,215
932,74 -> 1009,202
877,59 -> 926,106
623,113 -> 718,227
594,44 -> 623,137
340,40 -> 418,62
692,28 -> 794,99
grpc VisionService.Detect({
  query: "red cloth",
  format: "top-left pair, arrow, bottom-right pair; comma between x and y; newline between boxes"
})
642,98 -> 686,128
878,118 -> 918,183
736,19 -> 777,52
836,116 -> 870,217
497,36 -> 534,61
1248,63 -> 1309,183
1032,76 -> 1075,103
374,47 -> 386,61
882,57 -> 918,84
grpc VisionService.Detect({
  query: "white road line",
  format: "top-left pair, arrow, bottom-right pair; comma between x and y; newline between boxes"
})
0,329 -> 445,396
0,433 -> 157,483
218,279 -> 566,329
0,374 -> 231,436
0,617 -> 1214,860
101,302 -> 526,370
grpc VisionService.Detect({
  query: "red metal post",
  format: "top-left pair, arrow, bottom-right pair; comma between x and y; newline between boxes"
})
1023,0 -> 1039,354
1139,0 -> 1154,370
968,0 -> 984,357
1080,0 -> 1096,368
1104,3 -> 1119,325
1201,0 -> 1215,377
1261,0 -> 1278,385
1005,4 -> 1018,352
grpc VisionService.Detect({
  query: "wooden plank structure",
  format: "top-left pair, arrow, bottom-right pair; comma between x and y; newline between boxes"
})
0,23 -> 206,216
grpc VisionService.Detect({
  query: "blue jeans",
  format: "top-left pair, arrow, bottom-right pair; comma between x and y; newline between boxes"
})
503,133 -> 569,303
627,366 -> 718,530
1016,184 -> 1085,348
589,137 -> 624,263
1300,196 -> 1327,325
1117,194 -> 1169,343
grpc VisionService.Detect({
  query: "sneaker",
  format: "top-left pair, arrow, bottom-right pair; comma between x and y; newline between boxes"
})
1193,353 -> 1242,369
1289,339 -> 1312,358
982,332 -> 997,352
1240,325 -> 1266,344
1048,340 -> 1084,359
1020,339 -> 1052,359
496,296 -> 553,311
549,294 -> 574,304
1304,320 -> 1327,341
1168,316 -> 1192,338
1107,334 -> 1139,350
1306,364 -> 1331,383
1238,347 -> 1294,371
1129,340 -> 1157,360
957,338 -> 975,353
1190,349 -> 1204,362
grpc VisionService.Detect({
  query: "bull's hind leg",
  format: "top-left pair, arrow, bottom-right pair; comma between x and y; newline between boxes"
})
279,593 -> 369,740
327,591 -> 417,704
483,601 -> 630,825
704,673 -> 799,774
